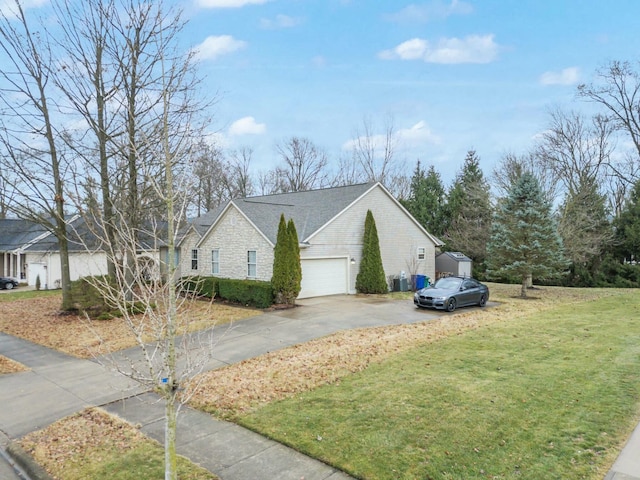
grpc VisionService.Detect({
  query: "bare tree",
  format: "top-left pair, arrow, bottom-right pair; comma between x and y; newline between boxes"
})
578,60 -> 640,183
0,161 -> 18,219
492,151 -> 559,205
191,141 -> 227,215
67,3 -> 211,477
51,0 -> 121,278
0,1 -> 74,309
348,115 -> 409,196
535,108 -> 614,196
534,109 -> 615,269
227,146 -> 255,198
274,136 -> 329,192
331,153 -> 365,187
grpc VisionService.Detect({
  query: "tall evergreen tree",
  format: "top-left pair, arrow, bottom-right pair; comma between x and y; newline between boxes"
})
287,218 -> 302,302
487,172 -> 567,297
402,161 -> 446,238
558,179 -> 613,285
356,210 -> 388,294
614,179 -> 640,263
445,150 -> 493,274
271,214 -> 290,304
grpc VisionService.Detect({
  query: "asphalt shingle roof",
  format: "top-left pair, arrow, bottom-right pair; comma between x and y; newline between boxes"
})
224,183 -> 375,244
0,218 -> 50,251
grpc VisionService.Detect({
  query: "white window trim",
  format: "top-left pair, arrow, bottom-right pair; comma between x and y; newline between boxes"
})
211,249 -> 220,275
247,250 -> 257,278
191,249 -> 198,270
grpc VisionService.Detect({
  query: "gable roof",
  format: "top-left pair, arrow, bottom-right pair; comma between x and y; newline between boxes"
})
437,251 -> 472,262
0,218 -> 54,252
231,182 -> 375,244
195,182 -> 443,247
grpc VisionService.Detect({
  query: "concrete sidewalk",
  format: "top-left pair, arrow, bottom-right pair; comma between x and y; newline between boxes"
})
0,295 -> 436,479
1,295 -> 639,479
103,392 -> 350,480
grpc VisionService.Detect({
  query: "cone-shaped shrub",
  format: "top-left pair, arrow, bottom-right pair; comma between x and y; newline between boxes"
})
356,210 -> 388,294
271,214 -> 289,304
287,218 -> 302,303
271,214 -> 302,305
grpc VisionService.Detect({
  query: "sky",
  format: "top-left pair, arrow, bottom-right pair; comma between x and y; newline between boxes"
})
4,0 -> 639,188
174,0 -> 640,186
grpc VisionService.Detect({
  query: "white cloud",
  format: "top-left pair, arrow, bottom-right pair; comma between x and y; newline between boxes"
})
260,14 -> 301,29
0,0 -> 48,18
193,35 -> 247,61
342,120 -> 440,151
386,0 -> 473,23
539,67 -> 580,86
398,121 -> 441,145
196,0 -> 270,8
378,34 -> 499,64
229,116 -> 266,136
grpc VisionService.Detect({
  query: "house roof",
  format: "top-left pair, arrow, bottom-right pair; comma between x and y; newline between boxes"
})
232,182 -> 375,244
0,218 -> 50,252
437,251 -> 472,262
1,216 -> 168,253
195,182 -> 443,247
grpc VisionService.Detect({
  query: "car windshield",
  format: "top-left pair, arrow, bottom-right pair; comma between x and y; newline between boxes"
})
434,277 -> 462,290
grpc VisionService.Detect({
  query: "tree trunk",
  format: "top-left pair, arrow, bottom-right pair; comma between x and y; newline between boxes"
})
164,389 -> 178,480
520,275 -> 528,298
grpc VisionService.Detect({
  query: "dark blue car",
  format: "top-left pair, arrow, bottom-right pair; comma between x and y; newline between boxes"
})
0,277 -> 19,290
414,276 -> 489,312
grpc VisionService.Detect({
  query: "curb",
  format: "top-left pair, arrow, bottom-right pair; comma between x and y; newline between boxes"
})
5,441 -> 53,480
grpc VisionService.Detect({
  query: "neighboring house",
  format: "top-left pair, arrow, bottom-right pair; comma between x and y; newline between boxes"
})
176,182 -> 443,299
435,251 -> 473,278
0,216 -> 161,288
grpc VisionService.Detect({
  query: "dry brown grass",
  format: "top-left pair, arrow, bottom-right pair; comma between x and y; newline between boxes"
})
0,295 -> 259,358
0,354 -> 28,374
189,283 -> 629,418
19,408 -> 216,479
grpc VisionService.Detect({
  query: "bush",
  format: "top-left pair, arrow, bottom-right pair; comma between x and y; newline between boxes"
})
69,276 -> 118,319
179,276 -> 218,298
218,278 -> 274,308
70,276 -> 155,319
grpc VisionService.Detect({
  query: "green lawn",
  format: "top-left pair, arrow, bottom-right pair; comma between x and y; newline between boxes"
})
0,288 -> 59,302
239,291 -> 640,479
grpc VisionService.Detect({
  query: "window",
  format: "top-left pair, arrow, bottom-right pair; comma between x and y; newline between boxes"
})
247,250 -> 257,277
191,249 -> 198,270
164,248 -> 180,267
211,249 -> 220,275
417,247 -> 426,260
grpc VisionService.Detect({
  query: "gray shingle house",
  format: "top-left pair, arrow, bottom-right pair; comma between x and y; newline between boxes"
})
177,182 -> 442,298
0,216 -> 108,288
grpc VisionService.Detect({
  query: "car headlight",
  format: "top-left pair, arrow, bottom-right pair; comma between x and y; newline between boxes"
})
433,296 -> 447,301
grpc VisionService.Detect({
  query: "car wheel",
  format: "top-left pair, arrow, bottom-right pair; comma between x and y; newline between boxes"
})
446,298 -> 456,312
478,294 -> 487,307
5,282 -> 13,290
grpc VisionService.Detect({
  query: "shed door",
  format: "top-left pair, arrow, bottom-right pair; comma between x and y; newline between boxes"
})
299,258 -> 348,299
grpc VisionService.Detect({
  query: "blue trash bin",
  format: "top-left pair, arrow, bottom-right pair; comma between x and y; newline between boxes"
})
415,274 -> 426,290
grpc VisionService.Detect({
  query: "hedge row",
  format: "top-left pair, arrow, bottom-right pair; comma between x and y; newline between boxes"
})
179,275 -> 274,309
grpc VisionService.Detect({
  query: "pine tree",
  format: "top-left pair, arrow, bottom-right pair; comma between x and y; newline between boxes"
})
402,161 -> 446,238
614,179 -> 640,263
445,150 -> 492,273
486,172 -> 567,297
287,218 -> 302,303
356,210 -> 388,294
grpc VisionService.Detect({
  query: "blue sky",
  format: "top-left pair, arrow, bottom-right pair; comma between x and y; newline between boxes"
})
178,0 -> 640,185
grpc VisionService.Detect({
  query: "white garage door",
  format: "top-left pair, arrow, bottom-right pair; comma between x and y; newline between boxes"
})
299,258 -> 349,299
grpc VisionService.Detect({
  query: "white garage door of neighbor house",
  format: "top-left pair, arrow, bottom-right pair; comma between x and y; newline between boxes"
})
28,263 -> 47,287
299,258 -> 349,299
